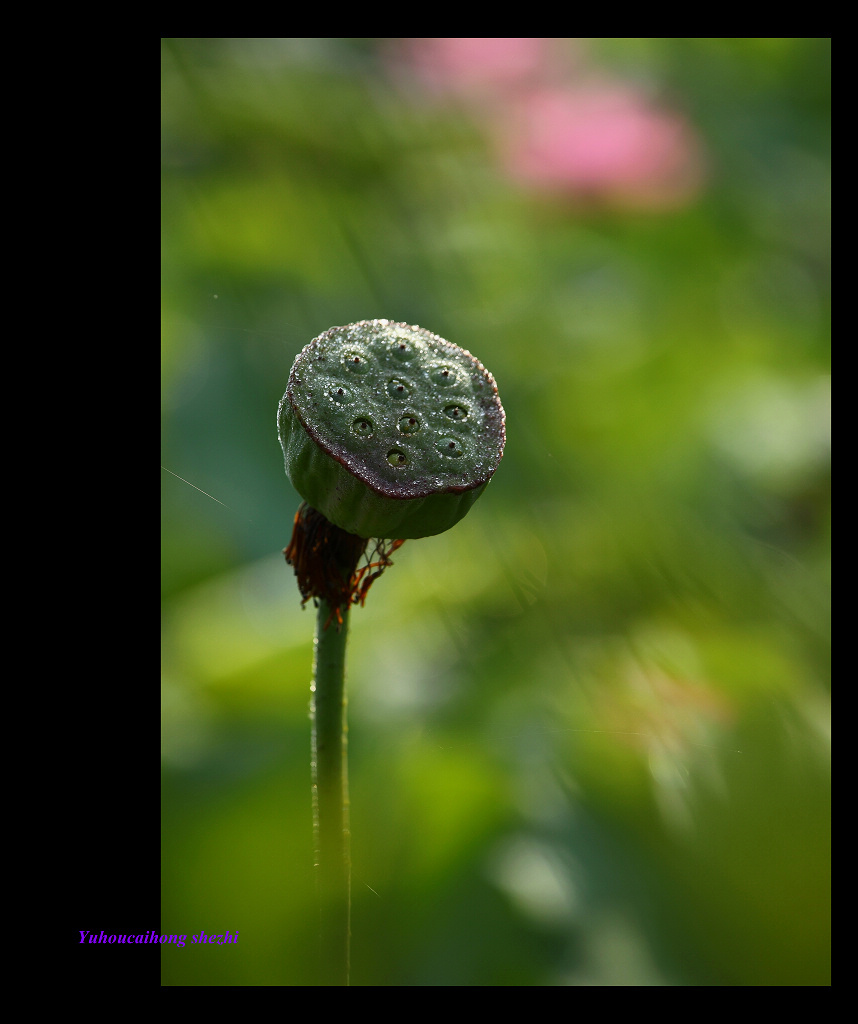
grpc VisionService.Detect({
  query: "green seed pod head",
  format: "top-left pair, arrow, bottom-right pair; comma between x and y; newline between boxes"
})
278,320 -> 506,539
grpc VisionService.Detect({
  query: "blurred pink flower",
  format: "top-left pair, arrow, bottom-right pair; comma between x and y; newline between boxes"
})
385,39 -> 705,210
391,37 -> 553,97
498,85 -> 704,208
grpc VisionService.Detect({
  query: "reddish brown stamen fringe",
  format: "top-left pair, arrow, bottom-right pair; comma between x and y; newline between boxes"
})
283,503 -> 405,630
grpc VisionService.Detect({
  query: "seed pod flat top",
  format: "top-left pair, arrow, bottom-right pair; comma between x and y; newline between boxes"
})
278,320 -> 506,539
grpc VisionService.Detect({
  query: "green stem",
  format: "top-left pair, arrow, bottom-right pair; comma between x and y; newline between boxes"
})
311,599 -> 351,987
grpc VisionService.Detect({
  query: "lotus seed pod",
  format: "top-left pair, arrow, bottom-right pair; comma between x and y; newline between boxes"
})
278,320 -> 506,539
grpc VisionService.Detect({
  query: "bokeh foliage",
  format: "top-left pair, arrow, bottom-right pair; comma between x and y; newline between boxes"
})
161,38 -> 830,986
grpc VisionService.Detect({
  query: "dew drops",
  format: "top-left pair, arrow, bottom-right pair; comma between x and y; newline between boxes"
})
287,320 -> 504,502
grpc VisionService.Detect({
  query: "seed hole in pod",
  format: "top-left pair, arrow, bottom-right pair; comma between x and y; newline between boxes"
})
391,341 -> 416,362
343,349 -> 370,373
398,415 -> 420,434
443,404 -> 468,420
330,385 -> 353,404
351,417 -> 375,438
431,364 -> 460,387
387,378 -> 411,398
437,437 -> 464,457
387,448 -> 408,467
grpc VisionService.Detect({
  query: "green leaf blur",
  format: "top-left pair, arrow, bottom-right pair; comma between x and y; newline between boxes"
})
161,38 -> 830,986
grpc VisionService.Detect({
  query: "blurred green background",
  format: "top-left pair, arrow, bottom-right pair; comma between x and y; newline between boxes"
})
161,38 -> 830,986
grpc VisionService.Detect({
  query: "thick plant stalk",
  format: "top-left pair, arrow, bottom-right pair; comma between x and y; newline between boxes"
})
279,322 -> 505,988
311,599 -> 351,987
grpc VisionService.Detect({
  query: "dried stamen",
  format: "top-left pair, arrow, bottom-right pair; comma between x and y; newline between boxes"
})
284,503 -> 405,629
